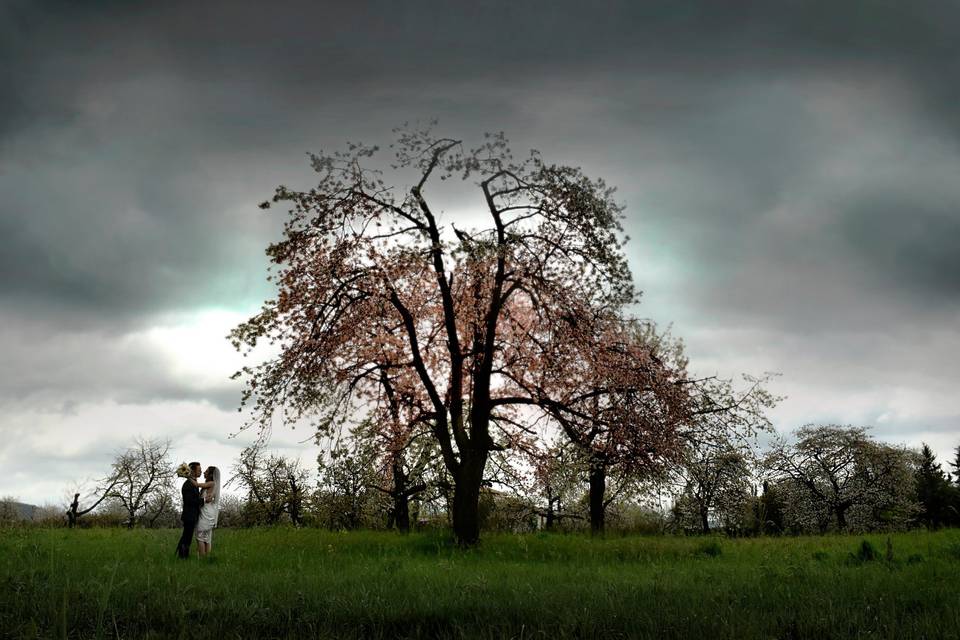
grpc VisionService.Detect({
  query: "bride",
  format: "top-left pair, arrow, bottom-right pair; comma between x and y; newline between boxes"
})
190,466 -> 221,558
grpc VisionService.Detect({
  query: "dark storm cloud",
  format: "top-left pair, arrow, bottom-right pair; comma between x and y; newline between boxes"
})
0,136 -> 285,327
0,0 -> 958,479
836,194 -> 960,299
3,0 -> 959,326
648,115 -> 960,332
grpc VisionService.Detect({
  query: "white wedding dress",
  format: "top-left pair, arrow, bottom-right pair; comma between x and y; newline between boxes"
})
195,468 -> 220,545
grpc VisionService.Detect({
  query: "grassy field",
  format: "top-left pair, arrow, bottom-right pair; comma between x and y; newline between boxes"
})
1,528 -> 958,639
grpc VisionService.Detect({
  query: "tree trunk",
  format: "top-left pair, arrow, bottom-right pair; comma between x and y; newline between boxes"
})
700,507 -> 711,534
835,504 -> 848,531
389,460 -> 410,533
288,476 -> 302,526
588,459 -> 606,535
394,493 -> 411,533
67,493 -> 79,528
452,449 -> 487,546
410,498 -> 421,531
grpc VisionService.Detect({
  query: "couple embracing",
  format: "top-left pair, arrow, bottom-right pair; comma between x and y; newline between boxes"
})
175,461 -> 221,559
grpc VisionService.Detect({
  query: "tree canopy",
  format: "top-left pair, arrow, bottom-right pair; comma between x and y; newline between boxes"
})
231,125 -> 699,544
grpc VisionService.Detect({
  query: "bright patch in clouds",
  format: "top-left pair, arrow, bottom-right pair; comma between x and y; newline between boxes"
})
0,398 -> 315,507
139,309 -> 252,392
0,309 -> 304,506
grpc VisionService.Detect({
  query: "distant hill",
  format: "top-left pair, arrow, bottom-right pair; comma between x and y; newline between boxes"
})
0,500 -> 38,521
13,502 -> 37,520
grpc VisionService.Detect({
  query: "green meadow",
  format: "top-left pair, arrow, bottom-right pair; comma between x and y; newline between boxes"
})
1,528 -> 958,639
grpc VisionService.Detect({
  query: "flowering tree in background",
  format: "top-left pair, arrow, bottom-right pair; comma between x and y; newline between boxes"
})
666,339 -> 776,534
498,313 -> 690,533
363,370 -> 434,532
232,125 -> 652,545
510,315 -> 775,534
671,444 -> 754,534
517,440 -> 587,531
765,425 -> 917,532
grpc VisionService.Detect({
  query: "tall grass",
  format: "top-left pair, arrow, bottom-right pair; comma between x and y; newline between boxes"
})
1,528 -> 958,639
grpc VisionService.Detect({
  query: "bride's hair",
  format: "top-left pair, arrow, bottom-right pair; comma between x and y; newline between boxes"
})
205,466 -> 221,503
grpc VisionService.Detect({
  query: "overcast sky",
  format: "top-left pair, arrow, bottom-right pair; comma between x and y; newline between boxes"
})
2,1 -> 958,505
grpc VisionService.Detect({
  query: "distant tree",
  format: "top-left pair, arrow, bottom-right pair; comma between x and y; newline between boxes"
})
765,425 -> 917,533
231,125 -> 647,545
233,447 -> 309,525
673,444 -> 753,534
317,442 -> 381,530
66,472 -> 123,528
216,494 -> 244,528
409,448 -> 457,529
558,323 -> 774,537
948,444 -> 960,525
524,441 -> 587,531
604,499 -> 670,535
105,438 -> 175,529
0,496 -> 20,526
915,444 -> 954,528
846,441 -> 917,531
766,425 -> 866,532
378,454 -> 430,532
667,350 -> 776,536
32,504 -> 67,526
363,372 -> 434,533
950,444 -> 960,485
477,486 -> 538,533
67,493 -> 83,527
750,480 -> 786,535
83,501 -> 128,528
506,316 -> 692,535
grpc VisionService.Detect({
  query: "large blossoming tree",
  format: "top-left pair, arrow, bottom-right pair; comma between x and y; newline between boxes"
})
231,126 -> 682,544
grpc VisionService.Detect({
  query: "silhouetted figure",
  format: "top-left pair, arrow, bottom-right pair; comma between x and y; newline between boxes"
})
175,462 -> 202,559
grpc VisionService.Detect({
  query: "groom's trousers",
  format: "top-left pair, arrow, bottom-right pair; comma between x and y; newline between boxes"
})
176,518 -> 197,559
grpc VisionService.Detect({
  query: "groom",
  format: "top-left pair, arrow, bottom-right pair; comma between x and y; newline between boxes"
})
175,461 -> 202,559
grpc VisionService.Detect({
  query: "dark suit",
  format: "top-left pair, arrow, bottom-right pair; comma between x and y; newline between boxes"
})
175,477 -> 201,558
